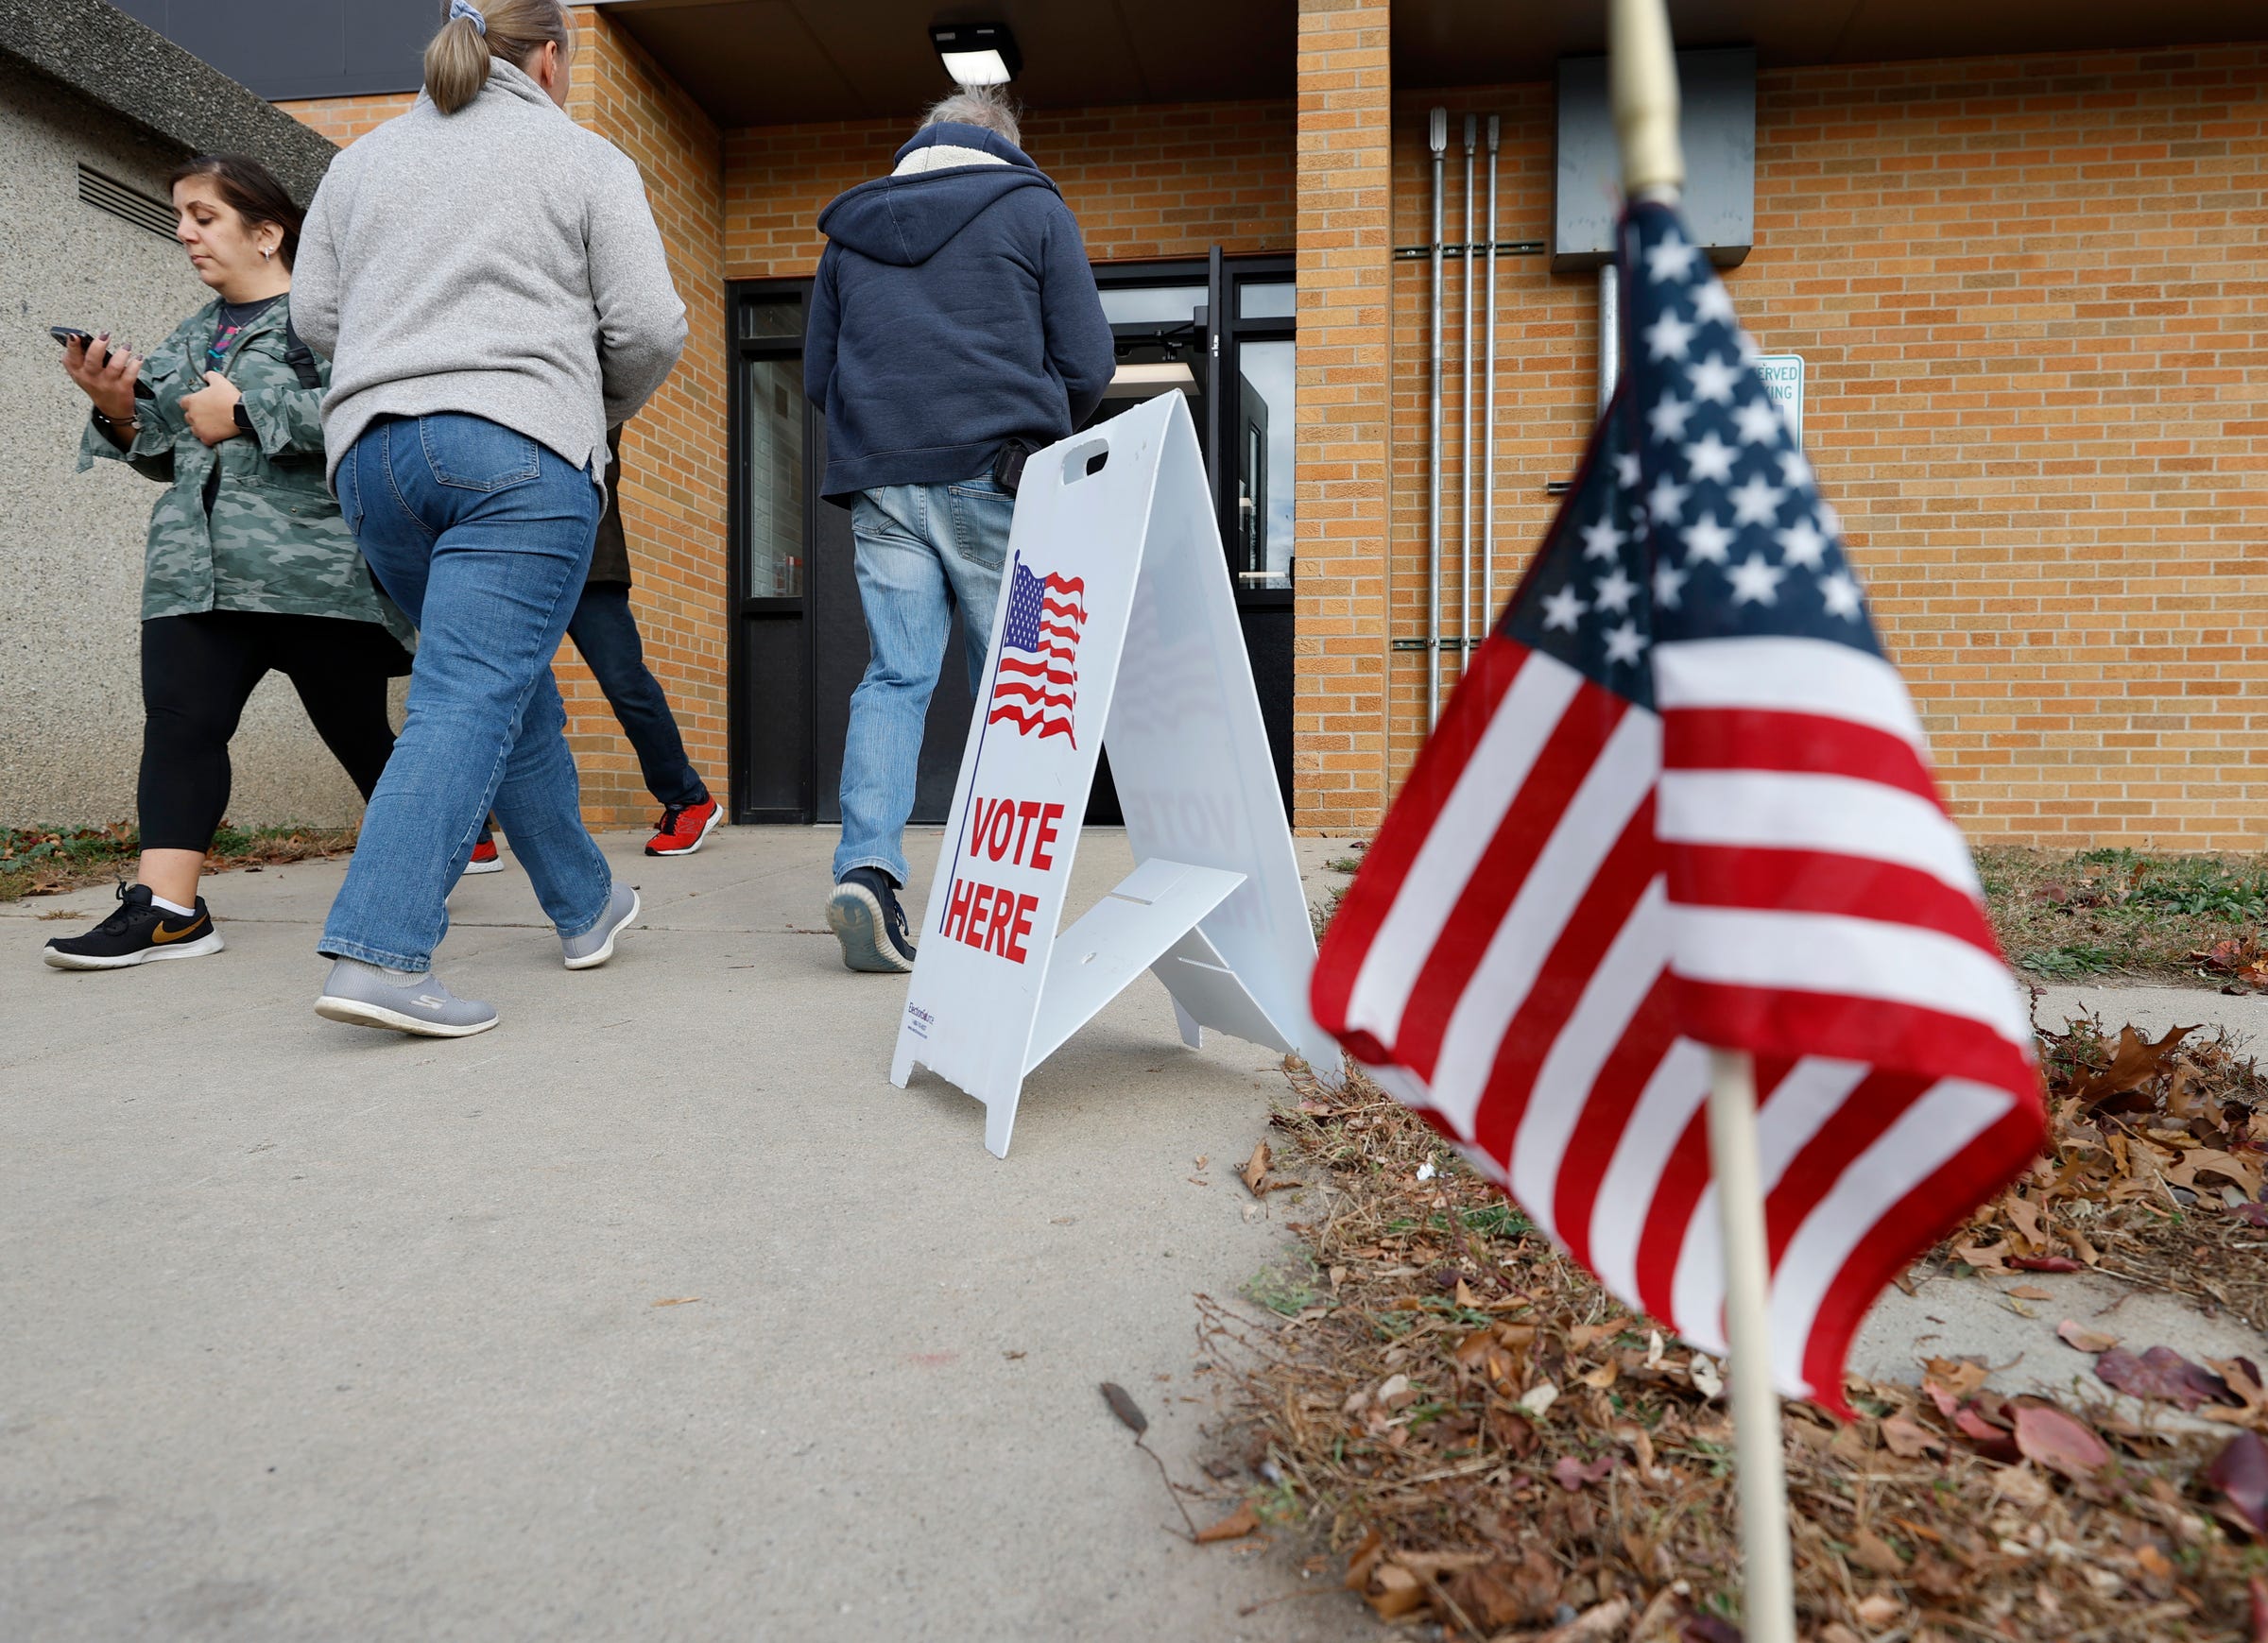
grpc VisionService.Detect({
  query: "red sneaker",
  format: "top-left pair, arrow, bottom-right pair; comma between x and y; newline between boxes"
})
465,836 -> 505,875
645,796 -> 722,858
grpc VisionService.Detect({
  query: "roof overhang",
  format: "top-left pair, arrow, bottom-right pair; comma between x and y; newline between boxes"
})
586,0 -> 2262,129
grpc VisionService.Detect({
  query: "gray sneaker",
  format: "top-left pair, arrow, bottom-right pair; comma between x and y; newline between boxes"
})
561,883 -> 640,970
315,959 -> 499,1038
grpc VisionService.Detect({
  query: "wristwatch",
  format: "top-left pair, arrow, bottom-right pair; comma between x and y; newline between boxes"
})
232,402 -> 254,434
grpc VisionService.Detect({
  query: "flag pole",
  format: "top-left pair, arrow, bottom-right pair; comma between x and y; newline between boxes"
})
1704,1049 -> 1798,1643
1610,0 -> 1798,1638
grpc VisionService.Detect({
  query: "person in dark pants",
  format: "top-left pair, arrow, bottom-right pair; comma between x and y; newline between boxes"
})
44,154 -> 412,972
469,426 -> 717,874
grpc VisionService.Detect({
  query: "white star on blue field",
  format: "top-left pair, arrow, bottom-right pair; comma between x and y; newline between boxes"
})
1501,200 -> 1878,706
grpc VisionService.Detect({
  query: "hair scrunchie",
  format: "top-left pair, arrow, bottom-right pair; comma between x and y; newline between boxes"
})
447,0 -> 488,36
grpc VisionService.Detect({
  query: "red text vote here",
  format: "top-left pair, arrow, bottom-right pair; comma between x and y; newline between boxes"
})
940,796 -> 1068,966
942,878 -> 1038,964
968,797 -> 1065,870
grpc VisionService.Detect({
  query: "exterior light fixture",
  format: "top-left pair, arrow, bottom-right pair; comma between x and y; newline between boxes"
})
929,22 -> 1021,86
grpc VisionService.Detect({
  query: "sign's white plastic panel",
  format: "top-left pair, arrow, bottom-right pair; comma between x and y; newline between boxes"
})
890,394 -> 1334,1155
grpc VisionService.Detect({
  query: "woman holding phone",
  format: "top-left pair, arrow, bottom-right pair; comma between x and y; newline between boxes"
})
46,153 -> 411,972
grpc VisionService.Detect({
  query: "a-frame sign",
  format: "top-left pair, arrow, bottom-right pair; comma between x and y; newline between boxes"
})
891,392 -> 1338,1156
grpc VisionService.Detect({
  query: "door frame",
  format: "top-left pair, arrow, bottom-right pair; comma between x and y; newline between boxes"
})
726,278 -> 814,822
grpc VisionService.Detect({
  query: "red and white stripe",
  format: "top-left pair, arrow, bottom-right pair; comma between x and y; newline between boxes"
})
1313,633 -> 2041,1410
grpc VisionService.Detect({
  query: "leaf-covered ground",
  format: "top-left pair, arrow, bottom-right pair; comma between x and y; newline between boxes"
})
0,822 -> 357,902
1203,1024 -> 2268,1641
1977,848 -> 2267,988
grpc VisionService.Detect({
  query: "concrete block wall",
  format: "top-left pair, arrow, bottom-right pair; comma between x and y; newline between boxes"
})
3,56 -> 388,832
1391,44 -> 2268,850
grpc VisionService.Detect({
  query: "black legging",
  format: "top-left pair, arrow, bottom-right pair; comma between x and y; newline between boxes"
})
138,611 -> 409,851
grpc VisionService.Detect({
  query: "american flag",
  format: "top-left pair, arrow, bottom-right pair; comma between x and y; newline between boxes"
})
1312,199 -> 2045,1411
988,561 -> 1087,745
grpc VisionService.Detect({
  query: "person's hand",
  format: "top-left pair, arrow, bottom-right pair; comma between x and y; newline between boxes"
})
60,333 -> 140,422
181,371 -> 243,447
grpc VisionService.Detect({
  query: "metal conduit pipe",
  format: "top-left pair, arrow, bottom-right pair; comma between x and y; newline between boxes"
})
1426,107 -> 1447,727
1597,262 -> 1622,416
1483,114 -> 1501,635
1459,114 -> 1477,685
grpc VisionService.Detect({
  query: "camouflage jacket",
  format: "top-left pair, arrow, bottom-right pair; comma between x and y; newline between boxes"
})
78,294 -> 411,646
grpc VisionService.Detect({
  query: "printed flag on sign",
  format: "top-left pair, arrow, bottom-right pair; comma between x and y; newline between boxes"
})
988,561 -> 1088,745
1311,199 -> 2045,1412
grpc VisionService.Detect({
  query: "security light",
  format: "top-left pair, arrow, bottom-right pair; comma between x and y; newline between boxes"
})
930,22 -> 1021,86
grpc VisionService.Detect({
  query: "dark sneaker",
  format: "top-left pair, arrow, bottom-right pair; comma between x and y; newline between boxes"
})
827,867 -> 916,973
43,882 -> 224,970
315,959 -> 498,1037
561,883 -> 640,970
465,833 -> 505,875
644,796 -> 722,858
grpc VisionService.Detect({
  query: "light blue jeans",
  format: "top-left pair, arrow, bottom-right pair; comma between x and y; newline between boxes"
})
834,474 -> 1013,886
320,413 -> 610,971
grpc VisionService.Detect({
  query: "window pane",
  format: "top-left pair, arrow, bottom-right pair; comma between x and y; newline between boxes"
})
1237,281 -> 1296,319
745,357 -> 804,598
741,298 -> 802,340
1098,284 -> 1207,327
1234,338 -> 1295,591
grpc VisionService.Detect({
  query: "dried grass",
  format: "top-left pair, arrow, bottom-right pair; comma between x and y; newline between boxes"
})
1203,1035 -> 2268,1641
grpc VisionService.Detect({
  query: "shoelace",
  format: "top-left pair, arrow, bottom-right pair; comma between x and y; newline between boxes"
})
96,881 -> 143,934
657,806 -> 690,837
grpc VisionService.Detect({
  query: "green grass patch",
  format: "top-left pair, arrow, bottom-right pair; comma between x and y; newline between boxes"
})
1980,846 -> 2268,985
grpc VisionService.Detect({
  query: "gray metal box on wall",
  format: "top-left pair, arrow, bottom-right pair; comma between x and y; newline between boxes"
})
1554,47 -> 1756,272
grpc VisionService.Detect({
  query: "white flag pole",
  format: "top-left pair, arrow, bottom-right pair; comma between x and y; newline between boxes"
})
1610,0 -> 1799,1637
1704,1050 -> 1799,1643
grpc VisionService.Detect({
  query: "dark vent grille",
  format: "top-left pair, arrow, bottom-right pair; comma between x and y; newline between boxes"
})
78,166 -> 177,241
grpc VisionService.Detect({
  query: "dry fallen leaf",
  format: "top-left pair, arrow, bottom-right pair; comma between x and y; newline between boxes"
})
1194,1502 -> 1262,1543
1850,1527 -> 1904,1574
2209,1430 -> 2268,1537
650,1296 -> 700,1307
1552,1453 -> 1617,1491
2014,1403 -> 2110,1480
1689,1355 -> 1723,1399
2057,1319 -> 2121,1354
1100,1381 -> 1149,1435
2007,1284 -> 2055,1301
2073,1023 -> 2199,1105
1880,1414 -> 1946,1459
2096,1345 -> 2237,1412
1241,1141 -> 1272,1196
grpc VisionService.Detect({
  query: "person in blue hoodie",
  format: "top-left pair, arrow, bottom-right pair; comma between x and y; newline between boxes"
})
805,86 -> 1114,973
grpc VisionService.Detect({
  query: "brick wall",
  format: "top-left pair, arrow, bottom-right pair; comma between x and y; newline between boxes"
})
1392,44 -> 2268,850
1294,0 -> 1396,835
280,13 -> 732,830
274,92 -> 414,146
563,8 -> 730,828
723,99 -> 1293,278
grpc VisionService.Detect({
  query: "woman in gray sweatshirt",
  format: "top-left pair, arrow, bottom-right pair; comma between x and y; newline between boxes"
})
293,0 -> 688,1038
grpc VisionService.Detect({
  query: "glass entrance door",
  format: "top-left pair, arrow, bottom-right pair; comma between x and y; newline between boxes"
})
728,256 -> 1297,826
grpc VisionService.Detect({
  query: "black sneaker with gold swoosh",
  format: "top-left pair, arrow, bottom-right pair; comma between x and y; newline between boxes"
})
43,882 -> 225,970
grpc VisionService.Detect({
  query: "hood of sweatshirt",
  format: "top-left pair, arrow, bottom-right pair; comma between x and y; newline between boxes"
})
816,122 -> 1058,267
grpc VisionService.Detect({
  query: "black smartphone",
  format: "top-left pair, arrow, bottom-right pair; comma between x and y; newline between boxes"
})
51,326 -> 94,348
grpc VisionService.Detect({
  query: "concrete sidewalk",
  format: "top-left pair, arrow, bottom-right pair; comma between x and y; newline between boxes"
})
1,829 -> 1373,1643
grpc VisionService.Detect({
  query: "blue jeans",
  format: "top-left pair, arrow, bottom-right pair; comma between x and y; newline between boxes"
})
834,475 -> 1013,886
568,582 -> 708,810
320,414 -> 610,971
